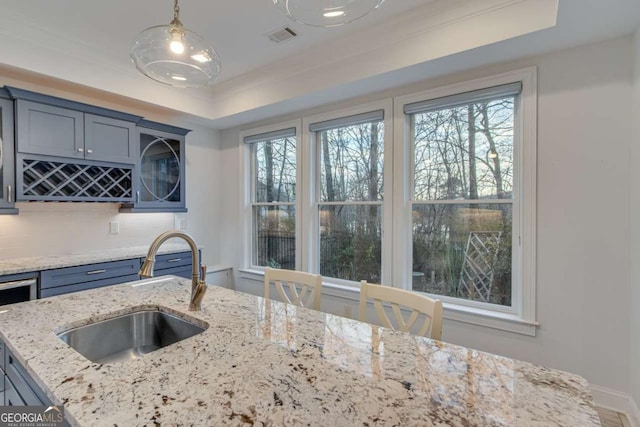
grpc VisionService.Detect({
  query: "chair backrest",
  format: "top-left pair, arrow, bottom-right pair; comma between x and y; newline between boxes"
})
359,280 -> 443,340
264,267 -> 323,310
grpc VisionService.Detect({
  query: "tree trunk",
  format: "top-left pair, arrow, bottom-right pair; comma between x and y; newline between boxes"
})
468,104 -> 478,200
322,132 -> 335,202
479,104 -> 504,199
265,141 -> 274,202
277,139 -> 287,202
368,123 -> 379,236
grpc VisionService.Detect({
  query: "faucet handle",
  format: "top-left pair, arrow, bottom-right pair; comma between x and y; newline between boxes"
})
200,264 -> 207,281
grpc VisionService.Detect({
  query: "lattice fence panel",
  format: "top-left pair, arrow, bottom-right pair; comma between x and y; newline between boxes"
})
457,231 -> 502,303
21,159 -> 132,200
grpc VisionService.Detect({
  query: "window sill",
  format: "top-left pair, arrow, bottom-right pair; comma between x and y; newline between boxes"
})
238,268 -> 538,336
443,303 -> 538,336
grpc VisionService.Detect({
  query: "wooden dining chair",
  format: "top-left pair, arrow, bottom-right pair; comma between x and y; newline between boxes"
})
359,280 -> 443,340
264,267 -> 323,311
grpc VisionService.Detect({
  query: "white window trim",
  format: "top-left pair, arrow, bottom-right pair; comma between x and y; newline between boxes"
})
239,119 -> 303,271
393,66 -> 538,334
302,99 -> 394,284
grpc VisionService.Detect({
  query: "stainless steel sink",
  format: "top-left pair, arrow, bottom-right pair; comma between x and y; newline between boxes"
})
57,309 -> 207,364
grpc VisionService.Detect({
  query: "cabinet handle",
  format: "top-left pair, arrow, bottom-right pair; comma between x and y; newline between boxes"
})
7,184 -> 12,203
86,149 -> 94,154
167,258 -> 181,263
136,191 -> 140,203
86,269 -> 107,275
77,147 -> 84,153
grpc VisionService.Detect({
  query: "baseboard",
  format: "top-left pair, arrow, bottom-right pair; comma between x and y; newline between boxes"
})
591,385 -> 640,427
629,396 -> 640,427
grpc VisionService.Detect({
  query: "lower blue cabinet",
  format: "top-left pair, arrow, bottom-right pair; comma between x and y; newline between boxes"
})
40,258 -> 140,298
151,251 -> 196,279
2,339 -> 50,406
39,251 -> 196,298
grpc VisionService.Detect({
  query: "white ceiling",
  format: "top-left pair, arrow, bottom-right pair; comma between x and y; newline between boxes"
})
1,0 -> 639,129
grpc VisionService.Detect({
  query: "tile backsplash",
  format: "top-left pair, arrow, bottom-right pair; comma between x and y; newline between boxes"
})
0,202 -> 175,259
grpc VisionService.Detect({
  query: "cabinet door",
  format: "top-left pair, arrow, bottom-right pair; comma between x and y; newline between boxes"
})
5,352 -> 45,405
135,128 -> 186,210
0,98 -> 17,212
5,379 -> 26,406
84,114 -> 135,164
16,100 -> 84,159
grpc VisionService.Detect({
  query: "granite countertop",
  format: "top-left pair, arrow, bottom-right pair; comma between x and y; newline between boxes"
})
0,244 -> 200,276
0,278 -> 601,426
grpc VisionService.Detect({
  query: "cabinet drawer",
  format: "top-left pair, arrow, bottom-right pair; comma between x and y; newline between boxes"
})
41,259 -> 140,290
153,251 -> 194,271
41,274 -> 140,298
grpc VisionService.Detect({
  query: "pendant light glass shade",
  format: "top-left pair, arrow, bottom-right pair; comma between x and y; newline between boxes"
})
130,0 -> 221,88
272,0 -> 385,27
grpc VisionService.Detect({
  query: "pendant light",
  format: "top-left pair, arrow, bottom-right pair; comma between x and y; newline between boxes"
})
130,0 -> 221,88
272,0 -> 385,27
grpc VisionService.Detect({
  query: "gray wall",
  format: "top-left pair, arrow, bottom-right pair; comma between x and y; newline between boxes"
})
630,27 -> 640,423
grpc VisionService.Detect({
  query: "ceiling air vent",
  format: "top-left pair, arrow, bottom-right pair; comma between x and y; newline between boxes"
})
267,27 -> 298,43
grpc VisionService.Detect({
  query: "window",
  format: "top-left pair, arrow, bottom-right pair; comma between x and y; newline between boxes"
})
406,83 -> 520,307
242,69 -> 537,333
245,126 -> 297,270
396,68 -> 537,330
310,111 -> 385,282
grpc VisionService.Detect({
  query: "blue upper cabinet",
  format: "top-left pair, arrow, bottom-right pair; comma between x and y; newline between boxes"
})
2,87 -> 190,209
120,120 -> 191,213
8,87 -> 141,165
0,95 -> 17,214
15,100 -> 84,159
84,114 -> 135,164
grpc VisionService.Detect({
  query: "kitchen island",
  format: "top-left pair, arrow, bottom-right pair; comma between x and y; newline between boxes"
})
0,277 -> 600,426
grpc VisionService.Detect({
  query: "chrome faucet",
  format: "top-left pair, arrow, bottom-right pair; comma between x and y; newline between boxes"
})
139,230 -> 207,311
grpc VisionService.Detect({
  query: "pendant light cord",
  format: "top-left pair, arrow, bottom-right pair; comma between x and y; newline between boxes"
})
170,0 -> 183,28
174,0 -> 180,20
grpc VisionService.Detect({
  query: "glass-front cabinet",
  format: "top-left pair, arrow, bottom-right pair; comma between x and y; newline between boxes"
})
0,96 -> 17,214
121,121 -> 190,212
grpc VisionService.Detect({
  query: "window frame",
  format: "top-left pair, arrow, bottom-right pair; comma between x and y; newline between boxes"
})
393,67 -> 537,333
240,119 -> 303,271
303,100 -> 394,286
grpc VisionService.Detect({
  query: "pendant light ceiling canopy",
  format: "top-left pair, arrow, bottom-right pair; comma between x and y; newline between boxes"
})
272,0 -> 385,27
130,0 -> 221,88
